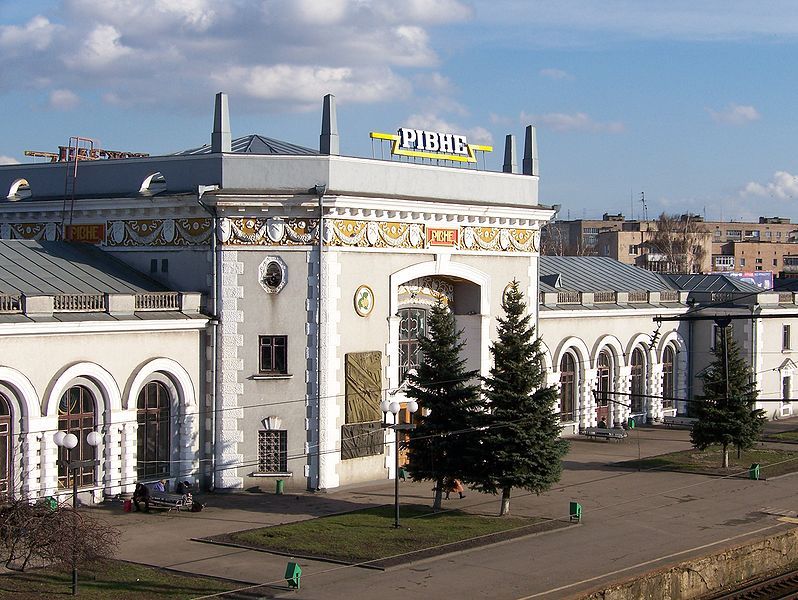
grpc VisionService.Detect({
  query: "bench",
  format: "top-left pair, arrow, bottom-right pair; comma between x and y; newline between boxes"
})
662,416 -> 698,428
150,492 -> 193,512
581,427 -> 628,441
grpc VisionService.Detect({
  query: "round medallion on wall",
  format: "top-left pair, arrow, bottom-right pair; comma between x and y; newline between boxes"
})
354,285 -> 375,317
258,256 -> 287,294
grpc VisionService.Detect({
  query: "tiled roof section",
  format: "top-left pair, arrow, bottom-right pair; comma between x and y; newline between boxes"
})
538,256 -> 674,293
661,273 -> 761,293
0,240 -> 169,295
173,134 -> 319,156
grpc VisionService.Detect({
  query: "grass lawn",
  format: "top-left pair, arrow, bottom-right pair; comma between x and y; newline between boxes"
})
231,504 -> 548,565
768,430 -> 798,442
620,445 -> 798,478
0,560 -> 237,599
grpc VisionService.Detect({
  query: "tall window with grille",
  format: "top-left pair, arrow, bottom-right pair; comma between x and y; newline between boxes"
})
58,386 -> 97,488
662,346 -> 675,409
783,325 -> 791,351
596,351 -> 612,408
0,394 -> 10,498
630,348 -> 645,413
399,307 -> 426,381
137,381 -> 171,479
258,430 -> 288,473
559,353 -> 576,422
259,335 -> 288,375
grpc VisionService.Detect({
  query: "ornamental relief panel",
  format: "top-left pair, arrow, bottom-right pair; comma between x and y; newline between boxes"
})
0,222 -> 60,241
106,218 -> 211,246
217,216 -> 537,253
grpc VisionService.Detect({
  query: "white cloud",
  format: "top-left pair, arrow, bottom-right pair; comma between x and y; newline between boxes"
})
404,112 -> 493,145
49,89 -> 80,110
521,111 -> 625,133
0,16 -> 58,52
0,155 -> 20,165
740,171 -> 798,200
539,68 -> 572,80
708,103 -> 761,125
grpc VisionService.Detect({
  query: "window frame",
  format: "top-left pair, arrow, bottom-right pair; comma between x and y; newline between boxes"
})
57,385 -> 97,489
257,429 -> 288,473
136,381 -> 171,480
662,346 -> 675,409
559,353 -> 576,422
258,335 -> 289,375
783,325 -> 791,351
630,348 -> 646,413
398,307 -> 427,381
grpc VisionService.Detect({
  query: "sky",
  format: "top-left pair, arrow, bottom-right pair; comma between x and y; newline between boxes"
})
2,0 -> 798,222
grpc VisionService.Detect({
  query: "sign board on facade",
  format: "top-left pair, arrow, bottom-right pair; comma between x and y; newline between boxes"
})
426,227 -> 459,247
370,128 -> 492,163
65,224 -> 105,244
720,271 -> 774,290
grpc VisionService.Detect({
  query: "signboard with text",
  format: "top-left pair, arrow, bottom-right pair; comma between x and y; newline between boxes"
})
370,128 -> 492,163
426,227 -> 459,247
65,224 -> 105,244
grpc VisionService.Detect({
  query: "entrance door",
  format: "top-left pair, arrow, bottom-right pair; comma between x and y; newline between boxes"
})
596,351 -> 612,426
0,394 -> 11,498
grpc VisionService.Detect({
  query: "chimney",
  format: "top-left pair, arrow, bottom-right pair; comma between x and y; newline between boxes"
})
502,134 -> 518,173
320,94 -> 339,155
522,125 -> 538,176
211,92 -> 231,153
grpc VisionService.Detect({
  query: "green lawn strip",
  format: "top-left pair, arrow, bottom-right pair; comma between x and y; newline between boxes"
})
231,504 -> 546,564
0,559 -> 237,599
619,446 -> 798,478
765,430 -> 798,443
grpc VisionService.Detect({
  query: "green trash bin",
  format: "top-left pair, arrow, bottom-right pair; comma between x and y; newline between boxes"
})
275,479 -> 285,495
285,561 -> 301,589
749,463 -> 760,480
627,417 -> 636,429
569,501 -> 582,523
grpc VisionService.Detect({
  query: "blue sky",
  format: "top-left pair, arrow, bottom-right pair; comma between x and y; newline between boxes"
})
2,1 -> 797,222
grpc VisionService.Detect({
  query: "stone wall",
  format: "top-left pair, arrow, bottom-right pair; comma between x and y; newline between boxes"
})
581,526 -> 798,599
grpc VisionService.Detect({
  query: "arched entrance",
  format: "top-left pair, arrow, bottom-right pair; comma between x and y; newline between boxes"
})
58,385 -> 98,488
137,381 -> 171,479
0,394 -> 11,498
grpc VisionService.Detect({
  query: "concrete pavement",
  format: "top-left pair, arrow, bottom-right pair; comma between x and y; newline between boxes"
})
94,420 -> 798,599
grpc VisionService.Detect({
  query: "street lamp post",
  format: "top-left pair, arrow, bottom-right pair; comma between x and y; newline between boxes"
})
380,399 -> 418,529
54,429 -> 102,596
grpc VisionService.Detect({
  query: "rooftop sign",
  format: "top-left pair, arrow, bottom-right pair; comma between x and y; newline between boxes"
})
370,128 -> 492,163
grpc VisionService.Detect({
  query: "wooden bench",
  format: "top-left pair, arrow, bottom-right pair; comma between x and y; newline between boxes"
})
581,427 -> 628,441
150,492 -> 193,512
662,416 -> 698,428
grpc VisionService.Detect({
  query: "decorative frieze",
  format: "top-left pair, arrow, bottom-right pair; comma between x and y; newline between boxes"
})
0,222 -> 60,241
107,218 -> 211,246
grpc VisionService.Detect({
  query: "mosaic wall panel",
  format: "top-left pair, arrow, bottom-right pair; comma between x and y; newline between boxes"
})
219,217 -> 318,246
106,218 -> 211,246
460,226 -> 539,252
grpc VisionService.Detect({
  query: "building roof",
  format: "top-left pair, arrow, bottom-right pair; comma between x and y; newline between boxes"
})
660,273 -> 761,293
0,240 -> 169,295
538,256 -> 673,293
173,134 -> 319,156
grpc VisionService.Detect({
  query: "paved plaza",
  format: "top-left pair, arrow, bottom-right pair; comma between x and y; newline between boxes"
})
100,422 -> 798,599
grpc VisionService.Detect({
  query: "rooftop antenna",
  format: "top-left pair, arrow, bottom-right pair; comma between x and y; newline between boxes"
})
640,191 -> 648,221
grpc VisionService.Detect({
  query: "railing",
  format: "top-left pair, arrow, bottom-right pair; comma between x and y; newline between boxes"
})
135,292 -> 180,311
779,292 -> 794,304
628,291 -> 648,303
593,291 -> 616,303
660,290 -> 679,302
0,294 -> 22,313
557,291 -> 581,304
53,294 -> 106,312
710,292 -> 735,303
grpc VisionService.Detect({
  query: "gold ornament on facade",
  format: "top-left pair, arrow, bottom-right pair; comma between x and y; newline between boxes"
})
107,218 -> 211,246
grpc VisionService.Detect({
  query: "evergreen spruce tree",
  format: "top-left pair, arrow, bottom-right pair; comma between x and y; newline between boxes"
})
691,325 -> 764,467
405,299 -> 482,511
472,281 -> 569,516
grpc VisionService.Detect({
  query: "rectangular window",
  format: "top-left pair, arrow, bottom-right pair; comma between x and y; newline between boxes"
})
713,324 -> 734,351
628,245 -> 638,255
783,376 -> 791,402
150,259 -> 158,273
777,231 -> 783,239
740,258 -> 746,266
259,335 -> 288,374
726,230 -> 742,240
161,258 -> 169,273
745,230 -> 759,239
257,430 -> 288,473
774,259 -> 778,266
765,231 -> 772,240
784,325 -> 791,350
714,229 -> 721,238
756,258 -> 763,264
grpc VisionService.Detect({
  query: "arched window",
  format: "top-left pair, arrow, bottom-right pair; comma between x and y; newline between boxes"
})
662,346 -> 675,409
559,353 -> 576,422
58,386 -> 97,488
137,381 -> 171,479
597,350 -> 612,408
399,308 -> 427,381
630,348 -> 645,413
0,394 -> 11,498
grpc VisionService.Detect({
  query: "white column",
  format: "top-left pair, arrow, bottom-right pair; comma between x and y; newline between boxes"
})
21,431 -> 43,499
317,250 -> 341,490
581,369 -> 596,429
120,421 -> 137,494
649,362 -> 664,421
617,366 -> 632,426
